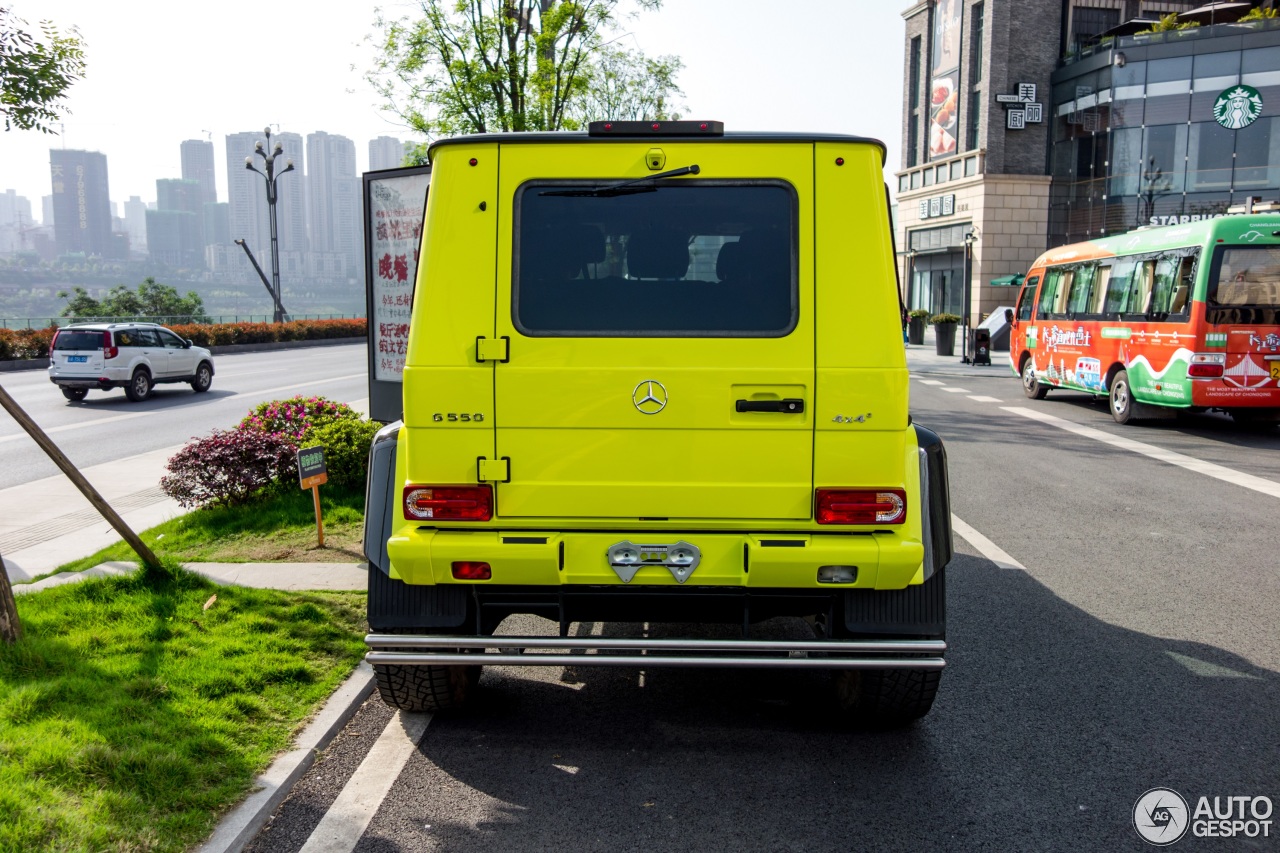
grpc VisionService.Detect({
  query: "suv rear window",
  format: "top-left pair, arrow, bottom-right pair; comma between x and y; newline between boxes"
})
53,331 -> 103,351
514,182 -> 797,337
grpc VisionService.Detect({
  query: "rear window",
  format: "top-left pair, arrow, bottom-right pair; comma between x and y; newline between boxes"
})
52,331 -> 103,351
1209,245 -> 1280,324
513,182 -> 797,337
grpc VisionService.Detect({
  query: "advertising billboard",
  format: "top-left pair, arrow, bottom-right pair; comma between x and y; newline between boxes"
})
929,0 -> 963,160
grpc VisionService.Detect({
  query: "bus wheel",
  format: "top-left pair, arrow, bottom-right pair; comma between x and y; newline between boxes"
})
1109,369 -> 1135,425
1021,357 -> 1048,400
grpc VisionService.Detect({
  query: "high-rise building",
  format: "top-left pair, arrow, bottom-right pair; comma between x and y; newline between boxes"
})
307,131 -> 359,276
369,135 -> 407,171
147,178 -> 204,268
180,139 -> 218,207
41,195 -> 53,227
204,202 -> 230,247
49,149 -> 113,257
123,196 -> 148,253
0,190 -> 35,254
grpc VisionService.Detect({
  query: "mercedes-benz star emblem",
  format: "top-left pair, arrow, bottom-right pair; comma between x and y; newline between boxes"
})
632,380 -> 668,414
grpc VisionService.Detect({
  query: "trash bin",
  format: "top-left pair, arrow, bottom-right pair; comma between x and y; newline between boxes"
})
970,328 -> 991,365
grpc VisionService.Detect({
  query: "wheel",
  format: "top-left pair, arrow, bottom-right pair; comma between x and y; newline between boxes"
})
1021,356 -> 1048,400
1109,368 -> 1134,425
61,387 -> 88,402
373,661 -> 481,712
833,668 -> 942,728
125,369 -> 152,402
191,362 -> 213,393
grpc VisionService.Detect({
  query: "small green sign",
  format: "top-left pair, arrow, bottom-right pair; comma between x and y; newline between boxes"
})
1101,327 -> 1132,339
1214,85 -> 1262,130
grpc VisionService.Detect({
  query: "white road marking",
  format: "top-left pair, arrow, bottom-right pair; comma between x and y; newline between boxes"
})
0,373 -> 365,445
1166,651 -> 1260,679
1003,405 -> 1280,500
941,387 -> 970,393
951,515 -> 1026,570
967,395 -> 1003,403
298,711 -> 431,853
918,379 -> 945,386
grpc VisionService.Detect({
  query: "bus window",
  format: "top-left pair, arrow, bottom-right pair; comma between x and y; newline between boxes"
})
1016,276 -> 1039,320
1170,255 -> 1196,314
1102,258 -> 1136,314
1124,259 -> 1156,316
1149,255 -> 1183,319
1090,266 -> 1112,313
1038,269 -> 1062,316
1208,245 -> 1280,323
1066,264 -> 1096,315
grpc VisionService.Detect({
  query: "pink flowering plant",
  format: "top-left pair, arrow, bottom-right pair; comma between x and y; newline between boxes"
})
238,395 -> 360,444
160,429 -> 297,508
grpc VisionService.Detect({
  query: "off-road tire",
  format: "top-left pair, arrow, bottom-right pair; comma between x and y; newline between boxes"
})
61,387 -> 88,402
191,362 -> 213,393
373,661 -> 481,713
1109,368 -> 1134,425
833,667 -> 942,728
125,369 -> 152,402
1021,357 -> 1048,400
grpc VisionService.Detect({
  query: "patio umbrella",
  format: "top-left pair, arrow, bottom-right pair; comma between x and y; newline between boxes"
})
1098,17 -> 1161,37
1177,2 -> 1254,25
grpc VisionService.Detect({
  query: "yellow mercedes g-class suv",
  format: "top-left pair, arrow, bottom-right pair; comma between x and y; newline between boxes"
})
364,121 -> 952,726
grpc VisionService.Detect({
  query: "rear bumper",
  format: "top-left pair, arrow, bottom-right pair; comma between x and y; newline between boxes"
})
365,633 -> 946,670
49,377 -> 125,389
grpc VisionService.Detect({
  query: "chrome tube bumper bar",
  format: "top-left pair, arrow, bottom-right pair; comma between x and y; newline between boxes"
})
365,634 -> 947,670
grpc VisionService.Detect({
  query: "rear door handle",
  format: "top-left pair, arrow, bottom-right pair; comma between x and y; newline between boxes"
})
735,398 -> 805,413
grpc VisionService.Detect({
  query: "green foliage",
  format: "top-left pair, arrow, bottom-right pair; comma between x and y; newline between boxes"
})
239,395 -> 361,444
1137,13 -> 1199,33
0,569 -> 364,851
306,419 -> 381,490
1240,7 -> 1280,21
570,45 -> 683,124
0,8 -> 85,133
367,0 -> 675,137
908,308 -> 931,319
929,312 -> 961,325
58,276 -> 207,321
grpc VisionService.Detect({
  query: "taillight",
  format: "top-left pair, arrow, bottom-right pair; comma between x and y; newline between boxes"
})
815,489 -> 907,524
1188,352 -> 1225,378
103,331 -> 118,360
451,561 -> 492,580
403,485 -> 492,521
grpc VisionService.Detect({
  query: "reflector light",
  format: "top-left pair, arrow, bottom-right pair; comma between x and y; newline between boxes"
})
103,331 -> 118,360
815,489 -> 907,524
1188,352 -> 1225,378
403,485 -> 493,521
451,561 -> 492,580
587,120 -> 724,137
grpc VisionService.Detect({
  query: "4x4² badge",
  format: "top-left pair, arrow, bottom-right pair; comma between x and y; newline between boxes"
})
632,380 -> 668,414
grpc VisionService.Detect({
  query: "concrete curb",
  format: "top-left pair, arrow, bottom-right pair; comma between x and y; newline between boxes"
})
196,662 -> 377,853
0,336 -> 365,372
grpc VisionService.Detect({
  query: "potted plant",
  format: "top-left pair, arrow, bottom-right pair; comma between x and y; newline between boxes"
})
930,312 -> 961,356
907,309 -> 930,345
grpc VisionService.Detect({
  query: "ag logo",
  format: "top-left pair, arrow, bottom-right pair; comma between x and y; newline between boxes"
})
632,380 -> 668,414
1213,85 -> 1262,130
1134,788 -> 1189,846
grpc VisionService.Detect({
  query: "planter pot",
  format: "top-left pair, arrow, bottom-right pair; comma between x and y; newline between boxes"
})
908,317 -> 926,345
934,322 -> 957,356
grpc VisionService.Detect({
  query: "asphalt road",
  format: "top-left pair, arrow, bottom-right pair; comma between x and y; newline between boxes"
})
248,363 -> 1280,852
0,343 -> 369,488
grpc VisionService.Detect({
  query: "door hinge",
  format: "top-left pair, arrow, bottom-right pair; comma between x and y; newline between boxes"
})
477,456 -> 511,483
476,336 -> 510,363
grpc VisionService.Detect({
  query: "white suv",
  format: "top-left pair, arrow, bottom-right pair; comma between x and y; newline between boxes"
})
48,323 -> 215,403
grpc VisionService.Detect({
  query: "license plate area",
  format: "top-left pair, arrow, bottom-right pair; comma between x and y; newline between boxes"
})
67,355 -> 88,363
607,539 -> 702,584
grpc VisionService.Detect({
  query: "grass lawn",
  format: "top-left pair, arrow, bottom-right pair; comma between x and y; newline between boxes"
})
47,484 -> 367,580
0,566 -> 366,852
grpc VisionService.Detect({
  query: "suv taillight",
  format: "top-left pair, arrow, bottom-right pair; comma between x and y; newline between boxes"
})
403,485 -> 493,521
103,331 -> 118,360
815,489 -> 907,524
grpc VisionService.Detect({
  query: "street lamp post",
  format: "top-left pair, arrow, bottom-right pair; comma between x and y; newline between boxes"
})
245,127 -> 294,323
961,228 -> 978,364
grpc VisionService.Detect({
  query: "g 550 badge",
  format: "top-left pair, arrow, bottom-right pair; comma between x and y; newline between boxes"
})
433,413 -> 484,422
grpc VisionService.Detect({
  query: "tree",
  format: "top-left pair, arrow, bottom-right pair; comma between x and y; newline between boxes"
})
571,45 -> 683,125
368,0 -> 677,144
0,7 -> 86,133
58,277 -> 208,321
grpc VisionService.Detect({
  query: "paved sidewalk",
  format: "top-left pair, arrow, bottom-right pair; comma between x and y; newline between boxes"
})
905,326 -> 1020,380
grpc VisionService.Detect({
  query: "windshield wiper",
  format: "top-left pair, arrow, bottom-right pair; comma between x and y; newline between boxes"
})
539,164 -> 701,197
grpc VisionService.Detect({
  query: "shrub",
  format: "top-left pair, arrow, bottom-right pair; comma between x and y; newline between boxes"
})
239,395 -> 361,444
908,309 -> 931,320
0,326 -> 57,360
304,418 -> 381,490
160,429 -> 298,508
929,313 -> 961,325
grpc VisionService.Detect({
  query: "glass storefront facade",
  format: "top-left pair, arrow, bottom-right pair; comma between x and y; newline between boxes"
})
1049,22 -> 1280,247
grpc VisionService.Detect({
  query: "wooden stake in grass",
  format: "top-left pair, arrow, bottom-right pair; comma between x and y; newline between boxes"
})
0,551 -> 21,644
0,382 -> 161,571
297,446 -> 328,548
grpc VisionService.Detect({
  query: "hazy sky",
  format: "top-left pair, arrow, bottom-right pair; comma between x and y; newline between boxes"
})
0,0 -> 907,217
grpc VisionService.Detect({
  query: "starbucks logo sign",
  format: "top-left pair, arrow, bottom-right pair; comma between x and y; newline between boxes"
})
1213,84 -> 1263,130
